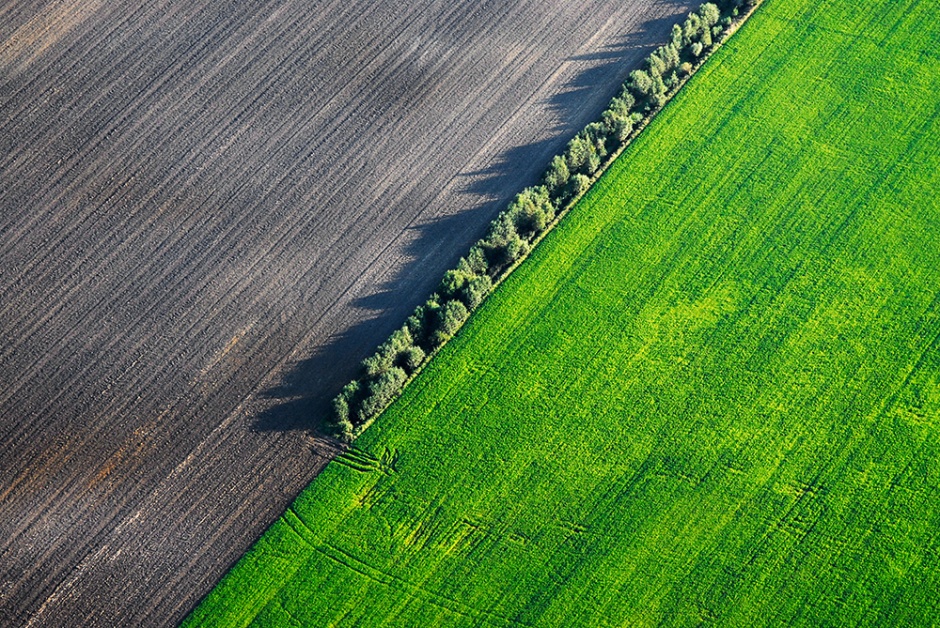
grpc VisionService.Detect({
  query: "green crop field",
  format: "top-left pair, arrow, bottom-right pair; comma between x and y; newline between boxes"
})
187,0 -> 940,625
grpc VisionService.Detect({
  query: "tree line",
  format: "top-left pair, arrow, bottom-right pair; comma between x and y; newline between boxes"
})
329,0 -> 754,441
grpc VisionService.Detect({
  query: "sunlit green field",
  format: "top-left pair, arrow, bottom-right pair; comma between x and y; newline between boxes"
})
187,0 -> 940,624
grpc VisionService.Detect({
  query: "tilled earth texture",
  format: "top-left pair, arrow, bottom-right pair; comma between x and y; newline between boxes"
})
0,0 -> 696,625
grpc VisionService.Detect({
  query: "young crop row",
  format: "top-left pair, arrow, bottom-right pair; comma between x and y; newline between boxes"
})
329,0 -> 758,440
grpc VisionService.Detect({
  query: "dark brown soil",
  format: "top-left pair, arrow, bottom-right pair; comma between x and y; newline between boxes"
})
0,0 -> 694,624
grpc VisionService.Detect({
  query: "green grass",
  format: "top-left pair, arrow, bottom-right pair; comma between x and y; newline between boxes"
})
187,0 -> 940,625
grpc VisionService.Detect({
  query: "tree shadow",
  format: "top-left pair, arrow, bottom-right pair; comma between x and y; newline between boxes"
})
458,138 -> 560,201
251,205 -> 492,434
463,11 -> 693,203
547,13 -> 690,131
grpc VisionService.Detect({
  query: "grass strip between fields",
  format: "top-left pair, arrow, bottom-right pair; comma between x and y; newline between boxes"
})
187,0 -> 940,624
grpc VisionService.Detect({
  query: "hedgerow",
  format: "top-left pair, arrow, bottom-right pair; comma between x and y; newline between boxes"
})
328,0 -> 756,441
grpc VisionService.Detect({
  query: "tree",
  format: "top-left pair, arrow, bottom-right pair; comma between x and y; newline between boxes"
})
629,69 -> 654,98
570,173 -> 591,198
661,42 -> 681,69
360,367 -> 407,418
482,232 -> 526,271
399,345 -> 425,373
566,135 -> 592,172
683,13 -> 704,46
463,246 -> 489,275
671,23 -> 683,49
544,155 -> 570,197
602,109 -> 633,143
332,379 -> 361,425
333,416 -> 354,442
405,306 -> 427,345
431,299 -> 469,346
461,274 -> 493,310
482,209 -> 527,271
508,186 -> 554,237
700,3 -> 721,27
362,326 -> 413,375
608,94 -> 634,117
439,268 -> 471,301
648,52 -> 668,78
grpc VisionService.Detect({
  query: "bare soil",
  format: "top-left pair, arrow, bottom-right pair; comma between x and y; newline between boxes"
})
0,0 -> 694,624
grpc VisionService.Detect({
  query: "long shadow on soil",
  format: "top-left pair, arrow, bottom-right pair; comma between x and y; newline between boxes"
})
548,13 -> 691,130
462,13 -> 681,200
251,205 -> 493,434
251,10 -> 693,435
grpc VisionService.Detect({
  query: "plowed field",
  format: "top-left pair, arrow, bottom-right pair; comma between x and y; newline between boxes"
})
0,0 -> 695,624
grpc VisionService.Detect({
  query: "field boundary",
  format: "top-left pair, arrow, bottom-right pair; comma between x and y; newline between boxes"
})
330,0 -> 764,440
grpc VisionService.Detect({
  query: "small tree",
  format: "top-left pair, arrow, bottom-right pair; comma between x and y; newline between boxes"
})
334,418 -> 354,442
648,52 -> 668,78
405,306 -> 428,346
602,109 -> 633,143
439,268 -> 471,301
508,186 -> 554,237
332,379 -> 362,426
566,135 -> 592,173
671,23 -> 683,49
482,208 -> 528,272
332,389 -> 351,425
